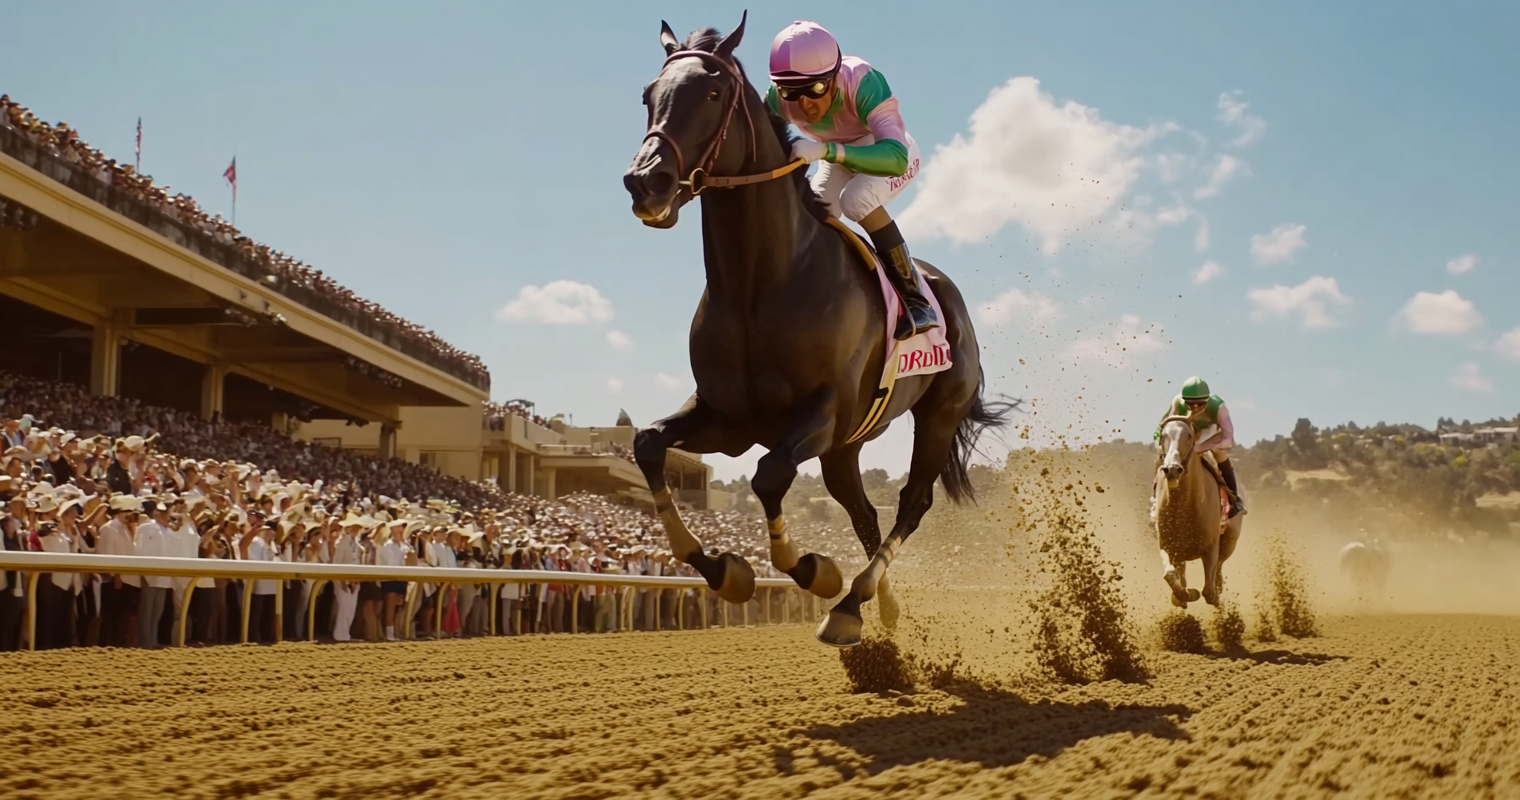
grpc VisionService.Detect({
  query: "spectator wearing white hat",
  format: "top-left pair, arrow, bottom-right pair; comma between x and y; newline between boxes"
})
376,520 -> 413,642
134,498 -> 174,648
33,520 -> 77,649
241,520 -> 280,644
330,513 -> 365,642
95,494 -> 142,646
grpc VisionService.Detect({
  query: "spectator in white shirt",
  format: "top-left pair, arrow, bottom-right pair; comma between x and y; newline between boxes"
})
95,495 -> 141,647
35,521 -> 75,649
163,496 -> 204,646
330,516 -> 364,642
376,522 -> 413,642
134,500 -> 174,649
242,523 -> 280,644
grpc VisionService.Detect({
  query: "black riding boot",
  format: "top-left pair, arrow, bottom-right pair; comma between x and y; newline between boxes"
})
1218,459 -> 1247,518
869,222 -> 939,341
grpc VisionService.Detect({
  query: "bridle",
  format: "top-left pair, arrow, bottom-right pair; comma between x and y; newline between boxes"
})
1158,416 -> 1197,477
640,48 -> 804,196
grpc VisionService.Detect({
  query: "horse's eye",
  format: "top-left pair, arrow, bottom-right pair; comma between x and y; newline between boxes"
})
708,90 -> 720,102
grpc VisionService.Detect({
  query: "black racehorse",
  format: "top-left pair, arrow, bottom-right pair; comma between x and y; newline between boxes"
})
622,12 -> 1012,647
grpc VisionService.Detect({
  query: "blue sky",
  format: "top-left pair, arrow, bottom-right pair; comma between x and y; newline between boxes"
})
3,1 -> 1518,480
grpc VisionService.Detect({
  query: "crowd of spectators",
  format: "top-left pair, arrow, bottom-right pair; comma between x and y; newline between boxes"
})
484,401 -> 554,432
0,373 -> 855,651
0,93 -> 488,389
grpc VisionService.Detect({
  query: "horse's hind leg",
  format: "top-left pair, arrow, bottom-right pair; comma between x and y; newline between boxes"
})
818,405 -> 957,648
635,395 -> 755,604
818,445 -> 887,614
750,388 -> 844,600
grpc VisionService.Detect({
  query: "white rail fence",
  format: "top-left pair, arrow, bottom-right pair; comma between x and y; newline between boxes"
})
0,552 -> 819,652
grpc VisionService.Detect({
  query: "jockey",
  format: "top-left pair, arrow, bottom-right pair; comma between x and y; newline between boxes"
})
1156,376 -> 1247,518
766,20 -> 936,341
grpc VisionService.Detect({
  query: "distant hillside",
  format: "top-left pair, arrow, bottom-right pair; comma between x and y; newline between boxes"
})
711,414 -> 1520,541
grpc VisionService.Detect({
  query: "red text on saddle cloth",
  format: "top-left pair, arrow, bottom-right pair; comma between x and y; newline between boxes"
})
875,261 -> 952,379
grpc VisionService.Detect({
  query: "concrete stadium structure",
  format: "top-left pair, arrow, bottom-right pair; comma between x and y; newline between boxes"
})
0,123 -> 707,509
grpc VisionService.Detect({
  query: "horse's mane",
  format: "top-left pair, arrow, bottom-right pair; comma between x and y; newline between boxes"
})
682,28 -> 830,223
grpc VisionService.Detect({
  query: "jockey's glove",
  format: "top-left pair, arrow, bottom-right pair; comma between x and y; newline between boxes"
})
791,139 -> 828,164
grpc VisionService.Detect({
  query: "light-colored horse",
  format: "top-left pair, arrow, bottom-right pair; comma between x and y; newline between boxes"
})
1339,538 -> 1390,598
1154,416 -> 1244,608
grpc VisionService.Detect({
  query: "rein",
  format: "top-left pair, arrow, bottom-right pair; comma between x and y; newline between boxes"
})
641,48 -> 806,196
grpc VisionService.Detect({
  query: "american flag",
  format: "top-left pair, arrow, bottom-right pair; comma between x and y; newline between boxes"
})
223,157 -> 237,198
134,117 -> 142,171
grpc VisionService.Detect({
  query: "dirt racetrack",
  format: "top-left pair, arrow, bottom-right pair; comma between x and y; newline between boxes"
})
3,612 -> 1518,800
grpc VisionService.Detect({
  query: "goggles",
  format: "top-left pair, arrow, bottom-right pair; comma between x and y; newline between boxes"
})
777,77 -> 834,102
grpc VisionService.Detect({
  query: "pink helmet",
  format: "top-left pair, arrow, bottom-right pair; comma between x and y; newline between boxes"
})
769,21 -> 841,84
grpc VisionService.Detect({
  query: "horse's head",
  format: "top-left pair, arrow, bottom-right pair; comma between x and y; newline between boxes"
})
623,13 -> 752,229
1157,416 -> 1195,488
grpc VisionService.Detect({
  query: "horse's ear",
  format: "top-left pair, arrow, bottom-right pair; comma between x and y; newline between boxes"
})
716,10 -> 747,60
659,21 -> 680,56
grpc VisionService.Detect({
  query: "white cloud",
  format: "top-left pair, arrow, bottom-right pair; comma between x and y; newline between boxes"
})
1217,90 -> 1266,147
1066,313 -> 1166,367
496,280 -> 614,325
1247,276 -> 1351,329
1250,223 -> 1307,265
1445,254 -> 1478,275
1193,154 -> 1247,199
606,329 -> 634,351
1395,290 -> 1483,335
655,372 -> 688,392
605,377 -> 624,394
1495,328 -> 1520,361
1193,260 -> 1224,284
1194,219 -> 1211,253
976,289 -> 1062,327
1450,363 -> 1494,395
900,77 -> 1176,252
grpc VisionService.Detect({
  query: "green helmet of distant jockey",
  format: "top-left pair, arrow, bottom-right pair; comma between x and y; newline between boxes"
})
1181,376 -> 1210,402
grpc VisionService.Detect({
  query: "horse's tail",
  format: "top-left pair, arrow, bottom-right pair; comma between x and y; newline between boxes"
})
941,368 -> 1019,505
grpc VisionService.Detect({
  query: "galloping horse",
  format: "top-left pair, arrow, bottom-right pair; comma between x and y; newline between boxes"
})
621,13 -> 1011,647
1154,416 -> 1244,608
1339,538 -> 1390,598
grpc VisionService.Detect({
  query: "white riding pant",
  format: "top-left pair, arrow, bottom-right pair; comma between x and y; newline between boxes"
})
810,133 -> 921,223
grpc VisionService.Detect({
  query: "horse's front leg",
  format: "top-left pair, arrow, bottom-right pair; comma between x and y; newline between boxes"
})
1201,534 -> 1221,606
750,387 -> 843,600
634,394 -> 755,604
1162,549 -> 1190,608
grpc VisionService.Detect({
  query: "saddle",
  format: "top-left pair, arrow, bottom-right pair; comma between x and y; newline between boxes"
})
824,218 -> 953,444
1198,452 -> 1237,527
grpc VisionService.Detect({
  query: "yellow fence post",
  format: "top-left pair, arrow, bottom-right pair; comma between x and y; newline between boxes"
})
240,580 -> 253,644
25,572 -> 40,651
307,579 -> 327,642
273,583 -> 284,644
176,581 -> 196,647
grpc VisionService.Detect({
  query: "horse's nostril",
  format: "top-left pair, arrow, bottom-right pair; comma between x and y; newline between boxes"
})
646,170 -> 676,197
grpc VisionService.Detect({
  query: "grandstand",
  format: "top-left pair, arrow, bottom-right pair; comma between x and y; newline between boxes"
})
0,95 -> 706,511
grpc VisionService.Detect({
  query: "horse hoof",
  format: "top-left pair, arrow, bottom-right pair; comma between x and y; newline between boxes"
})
1164,571 -> 1188,606
1187,588 -> 1201,602
816,609 -> 864,648
790,553 -> 843,599
715,553 -> 756,604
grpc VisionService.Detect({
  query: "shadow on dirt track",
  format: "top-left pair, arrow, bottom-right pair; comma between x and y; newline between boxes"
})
799,686 -> 1193,773
1205,647 -> 1349,667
